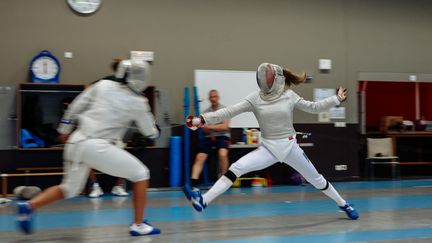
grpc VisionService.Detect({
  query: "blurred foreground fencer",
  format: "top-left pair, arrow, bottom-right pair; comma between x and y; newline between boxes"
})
16,60 -> 161,236
185,62 -> 358,221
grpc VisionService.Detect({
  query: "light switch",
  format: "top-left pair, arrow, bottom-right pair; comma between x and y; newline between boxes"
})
319,59 -> 332,70
64,52 -> 73,58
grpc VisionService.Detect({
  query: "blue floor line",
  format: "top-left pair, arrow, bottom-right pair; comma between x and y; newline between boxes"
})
233,178 -> 432,195
147,179 -> 432,198
1,193 -> 432,231
146,178 -> 432,198
7,179 -> 431,203
196,226 -> 432,243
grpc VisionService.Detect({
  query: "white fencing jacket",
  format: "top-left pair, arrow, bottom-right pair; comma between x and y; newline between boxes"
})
58,79 -> 159,143
202,89 -> 340,161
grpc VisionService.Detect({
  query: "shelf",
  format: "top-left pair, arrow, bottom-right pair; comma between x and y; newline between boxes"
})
16,146 -> 160,151
385,131 -> 432,137
230,143 -> 314,148
399,162 -> 432,165
19,83 -> 86,91
17,147 -> 64,151
20,90 -> 82,93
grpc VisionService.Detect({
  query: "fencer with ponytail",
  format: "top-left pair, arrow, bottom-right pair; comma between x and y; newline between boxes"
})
282,68 -> 306,86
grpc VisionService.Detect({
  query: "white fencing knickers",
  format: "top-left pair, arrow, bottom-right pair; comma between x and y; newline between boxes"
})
204,141 -> 339,205
229,142 -> 327,190
59,133 -> 150,198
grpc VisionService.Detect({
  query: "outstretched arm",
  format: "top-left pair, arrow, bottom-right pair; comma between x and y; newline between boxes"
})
202,99 -> 252,124
294,87 -> 347,114
186,99 -> 252,131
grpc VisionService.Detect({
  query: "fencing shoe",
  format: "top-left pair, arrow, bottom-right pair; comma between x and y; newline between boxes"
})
129,220 -> 161,236
183,184 -> 206,212
111,186 -> 128,197
16,202 -> 33,234
339,203 -> 359,220
191,188 -> 206,212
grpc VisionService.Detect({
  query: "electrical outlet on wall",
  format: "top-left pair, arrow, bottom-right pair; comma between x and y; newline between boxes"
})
335,164 -> 348,171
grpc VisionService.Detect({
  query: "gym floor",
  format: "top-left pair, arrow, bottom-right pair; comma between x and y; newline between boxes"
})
1,179 -> 432,243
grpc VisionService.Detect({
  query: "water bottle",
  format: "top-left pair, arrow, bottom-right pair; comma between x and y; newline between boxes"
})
242,128 -> 248,144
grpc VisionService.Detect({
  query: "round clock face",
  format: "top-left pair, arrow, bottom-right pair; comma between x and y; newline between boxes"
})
67,0 -> 102,15
31,57 -> 59,80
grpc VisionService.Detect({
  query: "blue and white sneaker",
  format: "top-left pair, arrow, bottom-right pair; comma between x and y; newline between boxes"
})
16,202 -> 33,234
183,184 -> 207,212
129,220 -> 161,236
191,189 -> 207,212
339,203 -> 359,220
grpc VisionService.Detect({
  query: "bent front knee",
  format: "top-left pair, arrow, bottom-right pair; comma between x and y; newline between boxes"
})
59,184 -> 81,199
128,168 -> 150,182
224,170 -> 238,182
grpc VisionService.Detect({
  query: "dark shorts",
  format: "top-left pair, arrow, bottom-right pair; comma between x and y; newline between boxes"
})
197,136 -> 231,154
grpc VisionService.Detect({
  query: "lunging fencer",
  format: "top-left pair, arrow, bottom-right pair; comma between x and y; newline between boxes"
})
16,60 -> 162,236
184,62 -> 359,220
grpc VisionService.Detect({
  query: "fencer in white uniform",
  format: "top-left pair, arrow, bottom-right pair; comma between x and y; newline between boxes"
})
17,60 -> 162,236
184,62 -> 359,220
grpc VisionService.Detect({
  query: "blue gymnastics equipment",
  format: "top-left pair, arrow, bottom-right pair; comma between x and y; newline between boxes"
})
169,136 -> 182,187
193,86 -> 209,184
183,87 -> 191,186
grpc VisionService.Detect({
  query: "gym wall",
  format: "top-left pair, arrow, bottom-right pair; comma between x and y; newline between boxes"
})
1,0 -> 431,123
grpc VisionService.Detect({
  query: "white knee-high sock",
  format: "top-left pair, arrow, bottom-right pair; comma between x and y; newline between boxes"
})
321,183 -> 346,207
203,176 -> 232,205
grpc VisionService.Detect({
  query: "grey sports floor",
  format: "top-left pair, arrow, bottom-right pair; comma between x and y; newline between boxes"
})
1,179 -> 432,242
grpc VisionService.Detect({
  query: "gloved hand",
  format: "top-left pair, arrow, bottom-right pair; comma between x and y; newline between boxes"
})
337,86 -> 347,102
185,115 -> 205,131
147,123 -> 161,140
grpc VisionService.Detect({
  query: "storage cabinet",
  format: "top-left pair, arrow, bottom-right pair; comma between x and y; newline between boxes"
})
17,83 -> 85,149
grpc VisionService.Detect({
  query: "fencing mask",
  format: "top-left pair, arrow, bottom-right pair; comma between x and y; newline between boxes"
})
115,59 -> 151,93
256,63 -> 285,101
